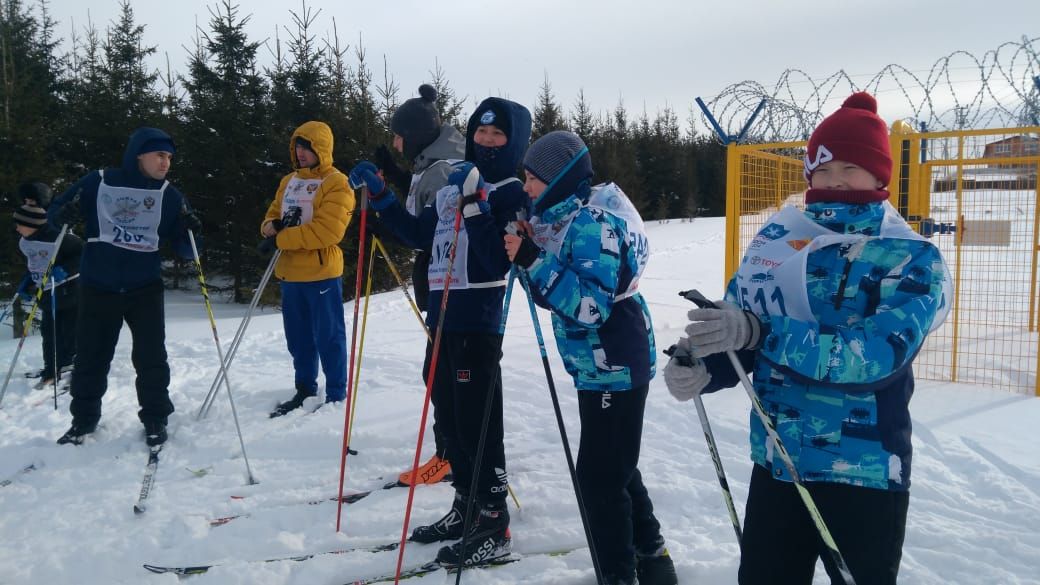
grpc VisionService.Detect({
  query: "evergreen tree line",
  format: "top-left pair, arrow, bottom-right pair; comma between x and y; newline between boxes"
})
0,0 -> 726,306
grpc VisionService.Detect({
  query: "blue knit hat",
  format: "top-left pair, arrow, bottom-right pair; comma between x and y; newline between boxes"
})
138,137 -> 177,156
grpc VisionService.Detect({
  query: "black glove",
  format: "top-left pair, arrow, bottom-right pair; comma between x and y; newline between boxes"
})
181,210 -> 202,233
513,235 -> 541,268
257,236 -> 278,258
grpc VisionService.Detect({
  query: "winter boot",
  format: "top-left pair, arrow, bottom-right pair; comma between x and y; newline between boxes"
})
435,502 -> 511,568
636,546 -> 678,585
56,420 -> 98,445
269,386 -> 316,418
397,453 -> 451,486
410,492 -> 466,543
143,421 -> 168,447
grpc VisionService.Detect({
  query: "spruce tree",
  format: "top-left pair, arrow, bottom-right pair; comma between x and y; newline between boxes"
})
532,73 -> 565,140
180,0 -> 272,302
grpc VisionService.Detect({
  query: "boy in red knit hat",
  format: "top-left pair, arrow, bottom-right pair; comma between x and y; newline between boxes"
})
664,92 -> 952,584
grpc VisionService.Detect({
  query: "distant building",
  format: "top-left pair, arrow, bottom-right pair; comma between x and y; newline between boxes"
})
933,134 -> 1038,191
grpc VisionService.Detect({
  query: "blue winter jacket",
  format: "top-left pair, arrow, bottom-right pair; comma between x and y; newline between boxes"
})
375,98 -> 532,333
701,199 -> 950,491
525,188 -> 656,392
48,127 -> 193,293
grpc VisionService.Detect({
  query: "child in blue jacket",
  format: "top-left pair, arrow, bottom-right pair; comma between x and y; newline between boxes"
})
664,92 -> 952,585
504,131 -> 677,585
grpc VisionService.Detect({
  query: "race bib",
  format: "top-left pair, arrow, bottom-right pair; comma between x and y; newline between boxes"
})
19,238 -> 58,290
95,171 -> 166,252
281,176 -> 322,226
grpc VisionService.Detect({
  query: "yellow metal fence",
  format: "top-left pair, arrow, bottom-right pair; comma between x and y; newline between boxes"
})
725,125 -> 1040,395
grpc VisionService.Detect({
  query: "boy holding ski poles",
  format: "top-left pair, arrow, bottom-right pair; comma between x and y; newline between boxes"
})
503,130 -> 677,585
348,96 -> 532,568
12,199 -> 83,389
663,92 -> 952,585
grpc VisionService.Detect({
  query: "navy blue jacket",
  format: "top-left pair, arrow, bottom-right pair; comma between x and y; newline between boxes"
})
377,98 -> 532,333
48,128 -> 193,293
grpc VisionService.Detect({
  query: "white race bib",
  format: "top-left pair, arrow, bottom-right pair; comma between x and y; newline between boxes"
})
94,170 -> 166,252
281,176 -> 322,226
19,238 -> 58,290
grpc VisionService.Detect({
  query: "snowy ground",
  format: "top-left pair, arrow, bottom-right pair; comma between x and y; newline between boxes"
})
1,217 -> 1038,585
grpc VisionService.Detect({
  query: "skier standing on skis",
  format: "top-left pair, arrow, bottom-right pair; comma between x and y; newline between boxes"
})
262,121 -> 354,417
503,131 -> 678,585
361,84 -> 466,487
48,127 -> 201,447
663,92 -> 952,585
12,198 -> 83,388
349,96 -> 532,567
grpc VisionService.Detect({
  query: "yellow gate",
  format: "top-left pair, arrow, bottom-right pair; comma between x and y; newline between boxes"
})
725,125 -> 1040,395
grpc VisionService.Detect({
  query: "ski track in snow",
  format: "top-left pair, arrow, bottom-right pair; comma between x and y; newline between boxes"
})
1,218 -> 1039,584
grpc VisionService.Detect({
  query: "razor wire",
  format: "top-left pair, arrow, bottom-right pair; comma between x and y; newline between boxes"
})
701,35 -> 1040,142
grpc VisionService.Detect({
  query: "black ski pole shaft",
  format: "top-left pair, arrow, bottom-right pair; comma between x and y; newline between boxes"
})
188,229 -> 257,485
679,289 -> 857,585
454,269 -> 515,584
0,224 -> 69,408
196,248 -> 281,419
517,270 -> 604,584
51,288 -> 58,410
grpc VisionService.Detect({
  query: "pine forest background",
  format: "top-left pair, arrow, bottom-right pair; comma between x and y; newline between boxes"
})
0,0 -> 725,307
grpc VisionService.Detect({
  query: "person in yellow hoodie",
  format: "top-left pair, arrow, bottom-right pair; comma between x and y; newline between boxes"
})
260,121 -> 354,417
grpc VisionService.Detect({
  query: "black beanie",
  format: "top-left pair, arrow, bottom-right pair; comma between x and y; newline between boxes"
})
17,181 -> 52,209
391,84 -> 441,161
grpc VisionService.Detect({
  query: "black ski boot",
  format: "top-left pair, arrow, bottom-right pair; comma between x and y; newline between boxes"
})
56,420 -> 98,445
410,492 -> 466,543
143,421 -> 168,447
269,386 -> 316,418
435,502 -> 511,568
636,546 -> 678,585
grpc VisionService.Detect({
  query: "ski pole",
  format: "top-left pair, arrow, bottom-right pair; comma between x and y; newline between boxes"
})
336,187 -> 370,532
197,249 -> 281,419
372,237 -> 431,342
1,224 -> 69,408
188,229 -> 258,485
453,268 -> 516,584
50,287 -> 59,410
517,268 -> 604,584
393,206 -> 463,584
344,238 -> 378,455
679,289 -> 857,585
663,339 -> 742,544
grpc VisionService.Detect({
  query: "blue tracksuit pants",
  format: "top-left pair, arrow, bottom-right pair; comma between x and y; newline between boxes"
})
280,277 -> 348,402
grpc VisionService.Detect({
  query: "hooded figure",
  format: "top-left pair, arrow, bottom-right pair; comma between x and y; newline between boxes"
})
263,120 -> 355,415
47,126 -> 199,448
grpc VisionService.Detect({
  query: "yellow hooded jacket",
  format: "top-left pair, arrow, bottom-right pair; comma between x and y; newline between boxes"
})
262,121 -> 355,282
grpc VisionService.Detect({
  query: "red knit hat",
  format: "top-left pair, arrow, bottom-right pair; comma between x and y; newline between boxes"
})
804,92 -> 892,187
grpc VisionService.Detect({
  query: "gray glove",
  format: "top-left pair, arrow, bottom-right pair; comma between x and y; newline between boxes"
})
663,338 -> 711,401
685,300 -> 762,358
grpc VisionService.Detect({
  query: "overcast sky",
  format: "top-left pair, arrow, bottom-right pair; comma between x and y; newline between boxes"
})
44,0 -> 1040,134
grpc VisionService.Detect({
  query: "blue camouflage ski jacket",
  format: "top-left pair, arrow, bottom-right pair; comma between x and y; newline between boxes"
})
525,189 -> 656,392
701,199 -> 950,491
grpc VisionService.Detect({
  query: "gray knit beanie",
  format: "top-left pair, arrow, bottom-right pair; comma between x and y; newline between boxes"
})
523,130 -> 590,184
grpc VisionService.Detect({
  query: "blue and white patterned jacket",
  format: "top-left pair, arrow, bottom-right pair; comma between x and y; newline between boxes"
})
701,199 -> 951,491
525,185 -> 656,392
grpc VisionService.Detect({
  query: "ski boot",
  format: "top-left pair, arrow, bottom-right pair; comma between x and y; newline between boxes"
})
396,453 -> 451,486
636,545 -> 678,585
143,420 -> 168,447
435,502 -> 511,568
410,492 -> 467,543
57,420 -> 98,445
270,386 -> 316,418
